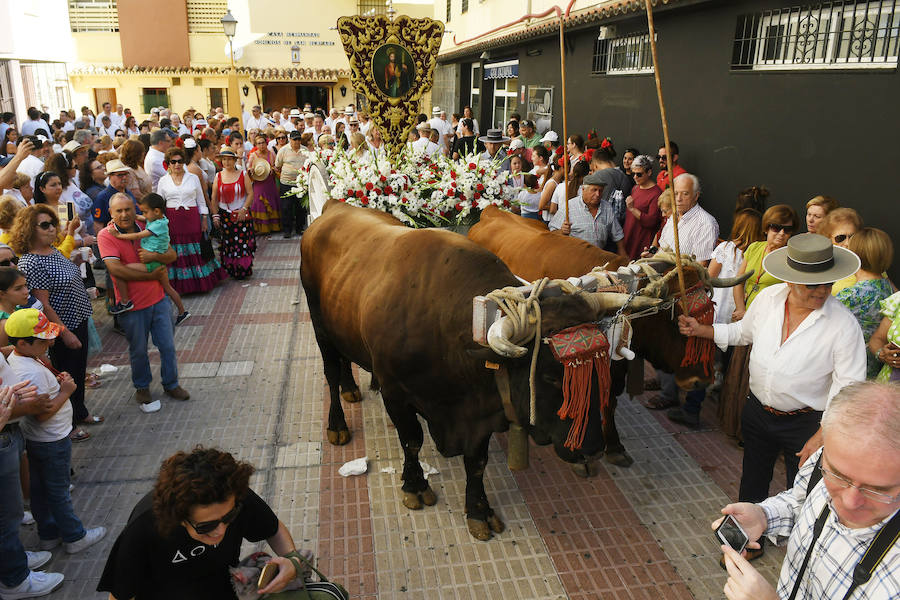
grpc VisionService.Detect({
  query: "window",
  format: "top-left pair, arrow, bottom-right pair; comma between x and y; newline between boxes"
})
492,77 -> 518,130
462,0 -> 469,13
358,0 -> 385,16
68,0 -> 118,32
141,88 -> 169,113
187,1 -> 228,33
207,88 -> 227,112
732,1 -> 900,70
470,63 -> 480,120
446,0 -> 451,22
592,32 -> 654,75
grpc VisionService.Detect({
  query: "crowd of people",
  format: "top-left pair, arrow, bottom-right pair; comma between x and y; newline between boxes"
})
0,98 -> 898,599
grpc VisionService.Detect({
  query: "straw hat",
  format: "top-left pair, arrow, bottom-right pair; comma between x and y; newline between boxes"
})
762,233 -> 860,286
249,159 -> 271,181
105,159 -> 132,175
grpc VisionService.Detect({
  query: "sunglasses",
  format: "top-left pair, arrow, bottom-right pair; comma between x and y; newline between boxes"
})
168,159 -> 184,165
0,258 -> 15,266
277,136 -> 287,141
37,221 -> 56,230
632,171 -> 648,178
656,155 -> 666,160
767,224 -> 794,233
186,501 -> 243,535
833,233 -> 853,244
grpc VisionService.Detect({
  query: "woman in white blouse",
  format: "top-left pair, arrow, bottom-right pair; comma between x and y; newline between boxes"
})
156,147 -> 225,295
679,233 -> 865,554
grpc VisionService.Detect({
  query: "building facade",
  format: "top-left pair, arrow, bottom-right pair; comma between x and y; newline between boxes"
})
434,0 -> 900,279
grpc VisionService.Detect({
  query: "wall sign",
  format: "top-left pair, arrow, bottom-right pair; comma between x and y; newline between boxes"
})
484,60 -> 519,80
254,32 -> 336,47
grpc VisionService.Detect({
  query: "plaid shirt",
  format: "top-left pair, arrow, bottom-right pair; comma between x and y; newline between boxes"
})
548,196 -> 623,249
759,447 -> 900,599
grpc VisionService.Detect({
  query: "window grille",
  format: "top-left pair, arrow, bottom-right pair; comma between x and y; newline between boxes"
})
592,32 -> 654,75
462,0 -> 469,13
187,0 -> 228,33
141,88 -> 169,114
732,1 -> 900,70
68,0 -> 118,33
358,0 -> 385,16
446,0 -> 451,22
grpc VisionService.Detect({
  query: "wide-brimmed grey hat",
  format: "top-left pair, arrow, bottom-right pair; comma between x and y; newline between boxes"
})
478,128 -> 510,144
583,171 -> 610,187
762,233 -> 860,285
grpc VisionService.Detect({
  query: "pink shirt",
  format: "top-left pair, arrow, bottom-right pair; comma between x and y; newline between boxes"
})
97,224 -> 165,310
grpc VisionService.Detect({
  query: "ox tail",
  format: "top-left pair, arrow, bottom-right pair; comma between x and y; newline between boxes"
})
557,352 -> 610,452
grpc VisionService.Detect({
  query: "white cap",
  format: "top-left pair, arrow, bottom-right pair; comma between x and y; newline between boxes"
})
540,130 -> 559,143
508,138 -> 525,150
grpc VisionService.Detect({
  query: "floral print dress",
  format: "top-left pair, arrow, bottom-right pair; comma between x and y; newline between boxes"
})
874,290 -> 900,382
836,278 -> 894,378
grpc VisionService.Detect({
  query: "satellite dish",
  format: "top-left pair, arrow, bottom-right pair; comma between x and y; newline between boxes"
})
223,42 -> 243,61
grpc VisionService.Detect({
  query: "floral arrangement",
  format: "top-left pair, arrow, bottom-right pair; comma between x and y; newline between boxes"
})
324,147 -> 517,228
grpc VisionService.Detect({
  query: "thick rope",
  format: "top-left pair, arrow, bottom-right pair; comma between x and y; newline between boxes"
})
634,252 -> 712,298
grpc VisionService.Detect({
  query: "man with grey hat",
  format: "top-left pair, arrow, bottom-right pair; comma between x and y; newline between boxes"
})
275,130 -> 308,238
549,170 -> 626,256
478,129 -> 511,172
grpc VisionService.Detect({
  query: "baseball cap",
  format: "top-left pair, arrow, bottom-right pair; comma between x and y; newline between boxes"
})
289,130 -> 302,140
540,131 -> 559,143
508,138 -> 525,150
5,308 -> 62,340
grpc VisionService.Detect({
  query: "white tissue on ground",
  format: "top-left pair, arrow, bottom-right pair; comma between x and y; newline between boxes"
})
338,456 -> 368,477
379,466 -> 397,474
420,461 -> 439,479
99,364 -> 118,374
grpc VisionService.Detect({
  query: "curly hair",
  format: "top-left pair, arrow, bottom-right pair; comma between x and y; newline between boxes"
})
9,205 -> 58,256
0,195 -> 22,230
152,446 -> 254,538
164,146 -> 186,164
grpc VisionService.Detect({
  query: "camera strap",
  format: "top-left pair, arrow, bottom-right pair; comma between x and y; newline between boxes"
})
788,454 -> 900,600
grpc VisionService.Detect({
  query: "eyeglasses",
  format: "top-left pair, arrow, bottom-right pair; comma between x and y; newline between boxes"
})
656,155 -> 666,160
632,171 -> 648,178
767,224 -> 794,233
37,221 -> 55,230
820,464 -> 900,504
833,233 -> 854,244
168,159 -> 184,165
186,501 -> 243,534
277,136 -> 287,141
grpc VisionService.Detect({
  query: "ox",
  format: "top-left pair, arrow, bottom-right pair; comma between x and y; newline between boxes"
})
301,199 -> 660,540
468,206 -> 749,466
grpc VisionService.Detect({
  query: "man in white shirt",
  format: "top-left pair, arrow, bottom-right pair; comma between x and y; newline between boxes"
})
308,115 -> 325,143
19,107 -> 50,137
411,123 -> 439,157
428,107 -> 453,155
324,108 -> 341,133
15,137 -> 45,186
285,109 -> 302,133
98,102 -> 115,129
244,105 -> 265,133
60,111 -> 74,132
144,129 -> 173,192
111,104 -> 125,130
97,115 -> 116,138
302,113 -> 316,134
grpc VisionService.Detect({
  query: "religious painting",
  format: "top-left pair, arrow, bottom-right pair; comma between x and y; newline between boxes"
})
373,44 -> 415,98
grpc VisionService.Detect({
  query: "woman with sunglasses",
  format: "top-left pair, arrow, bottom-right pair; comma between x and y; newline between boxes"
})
157,147 -> 224,295
31,172 -> 80,259
211,149 -> 255,280
819,207 -> 864,295
9,205 -> 100,441
98,447 -> 307,599
679,232 -> 866,563
621,154 -> 662,259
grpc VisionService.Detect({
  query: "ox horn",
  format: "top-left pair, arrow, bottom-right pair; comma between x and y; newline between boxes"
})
583,292 -> 662,314
487,317 -> 529,358
709,269 -> 755,288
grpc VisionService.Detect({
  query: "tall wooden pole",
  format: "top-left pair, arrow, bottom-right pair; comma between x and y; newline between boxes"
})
644,0 -> 686,308
559,12 -> 570,222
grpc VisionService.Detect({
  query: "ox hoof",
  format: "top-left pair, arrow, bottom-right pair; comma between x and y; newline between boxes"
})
570,462 -> 599,478
605,452 -> 634,468
487,514 -> 505,534
467,518 -> 493,541
420,486 -> 437,506
341,389 -> 362,403
402,487 -> 437,510
326,428 -> 351,446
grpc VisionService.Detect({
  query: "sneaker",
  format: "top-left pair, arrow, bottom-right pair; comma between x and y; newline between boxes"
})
65,527 -> 106,554
666,407 -> 700,429
22,510 -> 34,525
164,386 -> 190,401
109,300 -> 134,315
135,388 -> 160,413
174,311 -> 191,326
0,570 -> 64,599
26,551 -> 51,570
38,538 -> 60,551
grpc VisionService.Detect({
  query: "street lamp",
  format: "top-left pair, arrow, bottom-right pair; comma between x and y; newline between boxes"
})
221,10 -> 243,134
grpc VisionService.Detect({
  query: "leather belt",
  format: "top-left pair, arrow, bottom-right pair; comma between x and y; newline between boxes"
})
750,392 -> 815,416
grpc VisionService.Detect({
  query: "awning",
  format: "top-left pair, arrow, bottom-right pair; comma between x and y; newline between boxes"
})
484,60 -> 519,80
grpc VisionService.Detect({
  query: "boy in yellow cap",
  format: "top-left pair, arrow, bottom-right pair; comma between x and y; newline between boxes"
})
5,308 -> 107,554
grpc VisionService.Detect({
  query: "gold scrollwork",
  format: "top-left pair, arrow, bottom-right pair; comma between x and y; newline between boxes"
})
337,15 -> 444,156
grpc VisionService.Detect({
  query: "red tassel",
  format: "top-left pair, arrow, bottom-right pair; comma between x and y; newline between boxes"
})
681,296 -> 715,375
558,350 -> 610,451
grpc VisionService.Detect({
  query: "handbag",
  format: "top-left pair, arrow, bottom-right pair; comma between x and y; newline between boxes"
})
199,232 -> 215,261
269,552 -> 349,600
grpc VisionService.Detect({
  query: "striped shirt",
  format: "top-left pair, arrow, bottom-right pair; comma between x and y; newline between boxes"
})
760,447 -> 900,599
657,202 -> 719,262
548,196 -> 623,249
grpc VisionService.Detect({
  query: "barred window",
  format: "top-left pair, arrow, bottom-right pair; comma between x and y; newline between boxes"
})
358,0 -> 385,16
208,88 -> 227,112
462,0 -> 469,13
68,0 -> 118,33
732,1 -> 900,70
187,0 -> 228,33
592,32 -> 654,75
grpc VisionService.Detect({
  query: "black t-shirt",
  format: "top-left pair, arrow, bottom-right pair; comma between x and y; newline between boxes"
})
97,489 -> 279,600
451,135 -> 484,158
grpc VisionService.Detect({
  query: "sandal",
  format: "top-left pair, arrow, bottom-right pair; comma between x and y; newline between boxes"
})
85,374 -> 102,388
641,394 -> 679,410
70,428 -> 91,442
79,415 -> 104,425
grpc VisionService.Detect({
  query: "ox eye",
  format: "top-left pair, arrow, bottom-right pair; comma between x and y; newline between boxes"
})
541,373 -> 562,388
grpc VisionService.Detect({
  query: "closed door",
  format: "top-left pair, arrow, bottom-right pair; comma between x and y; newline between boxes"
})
93,88 -> 116,113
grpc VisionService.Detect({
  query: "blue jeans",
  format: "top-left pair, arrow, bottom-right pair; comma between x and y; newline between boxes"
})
658,371 -> 705,415
0,424 -> 28,587
26,436 -> 85,544
118,297 -> 179,390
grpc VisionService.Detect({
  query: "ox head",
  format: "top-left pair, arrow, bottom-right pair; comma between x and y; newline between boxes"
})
484,291 -> 661,463
629,256 -> 752,390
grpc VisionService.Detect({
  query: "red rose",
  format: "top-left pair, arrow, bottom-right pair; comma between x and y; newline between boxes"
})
455,203 -> 463,211
468,163 -> 476,169
384,186 -> 393,194
355,190 -> 364,198
471,199 -> 478,208
502,199 -> 510,208
390,169 -> 396,174
451,171 -> 457,179
380,175 -> 387,182
365,182 -> 374,191
479,169 -> 485,175
474,192 -> 481,200
361,197 -> 369,206
476,183 -> 485,192
459,194 -> 466,201
450,181 -> 456,188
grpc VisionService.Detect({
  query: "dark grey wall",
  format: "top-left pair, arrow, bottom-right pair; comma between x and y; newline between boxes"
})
450,0 -> 900,280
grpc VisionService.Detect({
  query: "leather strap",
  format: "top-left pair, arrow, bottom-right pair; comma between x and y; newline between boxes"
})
495,365 -> 519,425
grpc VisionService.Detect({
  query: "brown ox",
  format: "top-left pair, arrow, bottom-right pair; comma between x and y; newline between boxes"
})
301,200 -> 661,540
469,206 -> 745,466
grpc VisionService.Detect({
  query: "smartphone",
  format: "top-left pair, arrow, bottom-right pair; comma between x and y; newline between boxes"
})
715,515 -> 749,553
66,202 -> 75,222
257,562 -> 278,589
56,204 -> 68,227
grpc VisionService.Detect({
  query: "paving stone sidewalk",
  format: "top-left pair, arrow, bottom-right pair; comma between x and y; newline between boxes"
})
18,236 -> 790,599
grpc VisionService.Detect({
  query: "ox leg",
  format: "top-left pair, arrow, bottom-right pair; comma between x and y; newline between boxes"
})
322,346 -> 351,446
604,364 -> 633,468
339,357 -> 362,403
464,437 -> 505,541
382,396 -> 437,511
